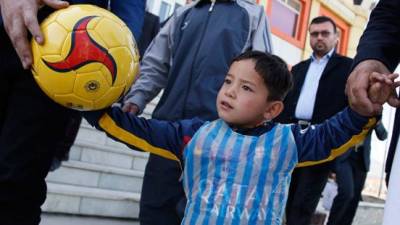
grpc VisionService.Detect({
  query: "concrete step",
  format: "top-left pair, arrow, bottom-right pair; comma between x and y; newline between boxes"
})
46,160 -> 144,193
40,213 -> 140,225
71,110 -> 157,171
43,183 -> 140,219
70,134 -> 149,171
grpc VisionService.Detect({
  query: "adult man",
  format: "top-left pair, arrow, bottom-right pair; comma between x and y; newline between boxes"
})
0,0 -> 144,224
345,1 -> 400,224
276,16 -> 352,225
123,0 -> 272,224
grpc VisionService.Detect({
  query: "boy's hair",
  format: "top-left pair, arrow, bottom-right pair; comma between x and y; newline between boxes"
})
231,51 -> 293,101
310,16 -> 337,33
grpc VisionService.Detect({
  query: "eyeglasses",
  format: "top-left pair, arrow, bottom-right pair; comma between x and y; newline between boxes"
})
310,31 -> 332,38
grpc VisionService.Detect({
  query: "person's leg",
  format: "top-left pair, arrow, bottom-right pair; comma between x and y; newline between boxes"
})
286,163 -> 331,225
139,154 -> 185,225
326,160 -> 354,225
0,23 -> 17,133
0,75 -> 11,133
284,167 -> 300,220
140,199 -> 182,225
0,70 -> 76,225
337,158 -> 367,225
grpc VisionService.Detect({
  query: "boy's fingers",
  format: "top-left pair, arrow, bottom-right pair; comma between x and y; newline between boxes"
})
388,73 -> 399,80
387,96 -> 400,108
385,73 -> 400,84
347,70 -> 377,116
369,72 -> 386,82
349,83 -> 376,116
393,81 -> 400,88
122,103 -> 140,115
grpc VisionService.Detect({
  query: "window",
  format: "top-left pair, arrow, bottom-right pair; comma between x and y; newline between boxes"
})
159,1 -> 172,22
147,0 -> 155,10
266,0 -> 311,48
319,7 -> 350,56
270,0 -> 301,37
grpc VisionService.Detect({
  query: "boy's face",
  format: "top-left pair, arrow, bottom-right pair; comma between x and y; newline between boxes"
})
216,59 -> 272,128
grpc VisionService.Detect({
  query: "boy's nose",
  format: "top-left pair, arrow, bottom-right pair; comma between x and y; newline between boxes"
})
225,87 -> 236,98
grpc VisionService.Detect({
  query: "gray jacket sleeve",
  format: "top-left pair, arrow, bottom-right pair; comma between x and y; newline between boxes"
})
251,5 -> 273,53
123,12 -> 178,112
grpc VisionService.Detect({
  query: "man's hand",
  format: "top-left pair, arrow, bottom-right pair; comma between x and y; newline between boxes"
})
346,60 -> 392,116
0,0 -> 69,69
122,102 -> 140,115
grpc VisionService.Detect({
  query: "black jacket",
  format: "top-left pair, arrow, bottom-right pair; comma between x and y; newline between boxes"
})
276,52 -> 353,124
352,0 -> 400,184
353,0 -> 400,72
138,11 -> 160,58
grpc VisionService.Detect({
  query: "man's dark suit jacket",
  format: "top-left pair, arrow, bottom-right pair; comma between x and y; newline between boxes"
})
352,0 -> 400,184
335,121 -> 387,173
276,52 -> 353,125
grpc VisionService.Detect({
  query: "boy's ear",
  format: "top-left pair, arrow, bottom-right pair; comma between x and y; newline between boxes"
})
263,101 -> 284,120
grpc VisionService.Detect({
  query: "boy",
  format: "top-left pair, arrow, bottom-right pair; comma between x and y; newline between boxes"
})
84,51 -> 380,225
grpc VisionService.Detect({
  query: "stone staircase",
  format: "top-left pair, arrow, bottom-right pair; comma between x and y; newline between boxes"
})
43,99 -> 160,219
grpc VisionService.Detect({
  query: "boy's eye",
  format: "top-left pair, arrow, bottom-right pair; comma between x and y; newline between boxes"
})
224,79 -> 231,84
242,85 -> 253,92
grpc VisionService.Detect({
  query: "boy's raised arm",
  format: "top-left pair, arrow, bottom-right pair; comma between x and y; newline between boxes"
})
83,107 -> 204,163
292,107 -> 375,167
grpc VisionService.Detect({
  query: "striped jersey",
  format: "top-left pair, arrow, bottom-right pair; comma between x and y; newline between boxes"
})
84,107 -> 375,224
182,120 -> 297,225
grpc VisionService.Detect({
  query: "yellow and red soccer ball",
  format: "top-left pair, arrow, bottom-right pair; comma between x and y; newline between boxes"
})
31,4 -> 139,111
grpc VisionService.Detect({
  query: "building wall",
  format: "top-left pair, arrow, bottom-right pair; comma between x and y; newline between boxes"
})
271,35 -> 303,66
147,0 -> 187,22
259,0 -> 371,63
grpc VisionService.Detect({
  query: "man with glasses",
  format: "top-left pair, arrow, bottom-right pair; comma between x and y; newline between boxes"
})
276,16 -> 353,225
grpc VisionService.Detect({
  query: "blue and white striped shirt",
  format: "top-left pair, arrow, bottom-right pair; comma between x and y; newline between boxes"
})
182,120 -> 297,225
85,107 -> 374,225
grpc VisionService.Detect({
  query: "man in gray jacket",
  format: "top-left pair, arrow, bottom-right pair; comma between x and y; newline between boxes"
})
123,0 -> 272,224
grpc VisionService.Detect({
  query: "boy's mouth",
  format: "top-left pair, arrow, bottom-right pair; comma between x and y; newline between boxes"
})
220,100 -> 233,110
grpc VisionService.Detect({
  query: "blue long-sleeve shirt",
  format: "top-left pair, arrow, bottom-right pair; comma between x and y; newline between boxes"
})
84,107 -> 373,166
84,107 -> 373,224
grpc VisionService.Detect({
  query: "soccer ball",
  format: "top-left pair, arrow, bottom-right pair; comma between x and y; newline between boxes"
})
31,4 -> 139,111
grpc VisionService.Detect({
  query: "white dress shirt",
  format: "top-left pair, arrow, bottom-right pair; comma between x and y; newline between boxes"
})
294,49 -> 335,120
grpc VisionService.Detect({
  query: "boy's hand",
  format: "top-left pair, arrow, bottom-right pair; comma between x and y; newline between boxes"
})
368,73 -> 400,105
346,60 -> 391,116
122,102 -> 140,115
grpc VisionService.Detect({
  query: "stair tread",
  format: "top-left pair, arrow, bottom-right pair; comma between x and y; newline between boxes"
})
74,139 -> 149,159
58,160 -> 144,177
46,183 -> 141,201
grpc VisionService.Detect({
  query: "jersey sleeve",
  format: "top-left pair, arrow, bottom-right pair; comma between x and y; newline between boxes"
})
83,107 -> 204,163
292,107 -> 376,167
